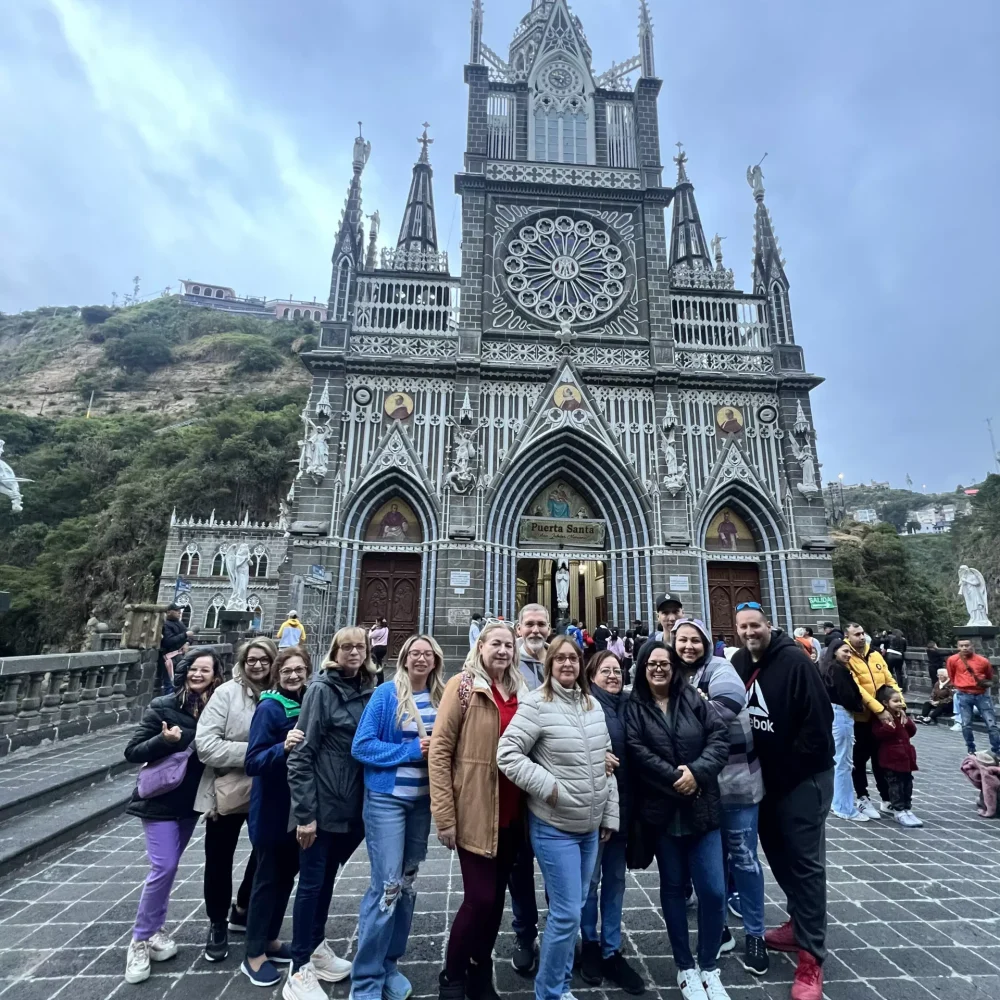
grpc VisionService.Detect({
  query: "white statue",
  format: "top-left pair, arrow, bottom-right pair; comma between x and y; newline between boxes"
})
660,427 -> 687,496
791,438 -> 820,498
555,557 -> 571,612
747,163 -> 765,200
353,128 -> 371,171
299,417 -> 332,483
225,542 -> 252,611
959,565 -> 992,626
0,439 -> 27,513
445,425 -> 478,493
710,233 -> 724,262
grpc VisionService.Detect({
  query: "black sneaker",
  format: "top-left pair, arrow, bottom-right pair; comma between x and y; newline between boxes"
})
580,941 -> 603,985
227,904 -> 247,934
511,934 -> 537,976
438,970 -> 466,1000
204,921 -> 228,963
717,925 -> 736,958
602,951 -> 645,996
465,958 -> 501,1000
741,934 -> 769,976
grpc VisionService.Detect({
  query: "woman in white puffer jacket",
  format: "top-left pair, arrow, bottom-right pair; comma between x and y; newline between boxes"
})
497,635 -> 619,1000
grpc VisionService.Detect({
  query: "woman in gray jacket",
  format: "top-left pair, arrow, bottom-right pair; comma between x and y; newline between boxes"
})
193,638 -> 276,963
497,635 -> 619,1000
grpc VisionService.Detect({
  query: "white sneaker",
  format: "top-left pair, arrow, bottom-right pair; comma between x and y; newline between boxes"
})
856,797 -> 880,820
950,722 -> 963,731
560,993 -> 581,1000
310,940 -> 352,983
283,964 -> 328,1000
833,809 -> 869,822
902,810 -> 924,828
677,967 -> 709,1000
125,939 -> 151,984
700,967 -> 732,1000
879,800 -> 894,814
148,929 -> 177,962
894,810 -> 908,826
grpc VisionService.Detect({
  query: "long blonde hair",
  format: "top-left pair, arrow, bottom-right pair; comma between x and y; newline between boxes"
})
394,634 -> 446,730
463,619 -> 523,697
541,635 -> 592,710
322,626 -> 377,685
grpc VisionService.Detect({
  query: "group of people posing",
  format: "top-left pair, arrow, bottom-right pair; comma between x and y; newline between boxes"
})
124,593 -> 893,1000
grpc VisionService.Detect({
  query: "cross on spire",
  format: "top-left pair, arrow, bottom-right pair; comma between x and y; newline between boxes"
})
417,123 -> 434,164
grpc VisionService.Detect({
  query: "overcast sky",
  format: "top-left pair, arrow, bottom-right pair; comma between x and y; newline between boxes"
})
2,0 -> 998,492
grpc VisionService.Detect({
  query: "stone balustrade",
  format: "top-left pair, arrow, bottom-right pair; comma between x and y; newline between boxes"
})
0,643 -> 235,757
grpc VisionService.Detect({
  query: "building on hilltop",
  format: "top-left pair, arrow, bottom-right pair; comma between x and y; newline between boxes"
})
177,279 -> 328,323
189,0 -> 836,658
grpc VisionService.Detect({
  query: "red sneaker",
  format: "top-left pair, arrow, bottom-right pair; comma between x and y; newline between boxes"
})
763,921 -> 797,952
790,950 -> 823,1000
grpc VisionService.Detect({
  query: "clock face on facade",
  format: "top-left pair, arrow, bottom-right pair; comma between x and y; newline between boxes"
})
500,214 -> 630,328
538,61 -> 580,95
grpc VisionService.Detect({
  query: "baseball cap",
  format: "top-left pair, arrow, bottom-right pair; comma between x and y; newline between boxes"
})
167,602 -> 182,612
656,593 -> 683,612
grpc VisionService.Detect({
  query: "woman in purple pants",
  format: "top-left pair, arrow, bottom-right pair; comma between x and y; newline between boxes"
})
123,648 -> 224,984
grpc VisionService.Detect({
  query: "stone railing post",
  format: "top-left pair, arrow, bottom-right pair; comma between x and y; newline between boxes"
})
40,669 -> 68,725
62,668 -> 85,721
0,678 -> 21,731
17,673 -> 45,727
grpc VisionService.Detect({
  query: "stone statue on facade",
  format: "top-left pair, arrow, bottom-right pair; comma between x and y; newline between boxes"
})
0,439 -> 27,513
958,565 -> 992,626
299,417 -> 333,483
225,542 -> 252,611
555,557 -> 571,613
791,438 -> 821,498
445,425 -> 478,494
747,162 -> 765,200
660,427 -> 688,496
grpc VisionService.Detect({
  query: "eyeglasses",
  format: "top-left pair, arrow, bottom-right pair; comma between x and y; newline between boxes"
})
646,661 -> 671,674
736,602 -> 763,612
279,667 -> 307,678
339,644 -> 366,653
408,649 -> 435,660
596,666 -> 622,677
245,656 -> 272,667
553,653 -> 580,665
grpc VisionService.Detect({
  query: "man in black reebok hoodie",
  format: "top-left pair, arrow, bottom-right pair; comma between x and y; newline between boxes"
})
731,605 -> 834,1000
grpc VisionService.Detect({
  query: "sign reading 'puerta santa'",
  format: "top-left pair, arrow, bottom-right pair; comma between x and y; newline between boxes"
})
518,517 -> 607,548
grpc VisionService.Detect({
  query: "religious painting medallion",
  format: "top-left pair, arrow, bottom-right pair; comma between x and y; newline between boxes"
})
715,405 -> 745,437
364,497 -> 423,543
384,391 -> 415,421
705,506 -> 757,553
553,384 -> 584,413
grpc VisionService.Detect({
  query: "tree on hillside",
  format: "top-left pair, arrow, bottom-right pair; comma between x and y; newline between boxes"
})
832,523 -> 963,644
104,333 -> 173,374
951,473 -> 1000,616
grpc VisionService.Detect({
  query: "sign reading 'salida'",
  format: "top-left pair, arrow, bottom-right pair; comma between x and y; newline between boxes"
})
518,517 -> 607,548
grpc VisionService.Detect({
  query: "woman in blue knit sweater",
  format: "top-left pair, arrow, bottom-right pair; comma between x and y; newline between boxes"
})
350,634 -> 446,1000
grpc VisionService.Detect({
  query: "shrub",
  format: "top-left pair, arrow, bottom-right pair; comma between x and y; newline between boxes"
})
105,334 -> 173,374
233,341 -> 283,374
81,305 -> 114,325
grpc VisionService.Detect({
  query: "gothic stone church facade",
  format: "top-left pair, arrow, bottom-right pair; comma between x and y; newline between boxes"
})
277,0 -> 835,660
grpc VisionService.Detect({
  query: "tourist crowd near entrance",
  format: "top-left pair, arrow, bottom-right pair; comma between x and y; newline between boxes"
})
157,0 -> 836,665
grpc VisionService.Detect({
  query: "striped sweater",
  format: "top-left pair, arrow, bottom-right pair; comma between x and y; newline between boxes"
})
691,656 -> 764,807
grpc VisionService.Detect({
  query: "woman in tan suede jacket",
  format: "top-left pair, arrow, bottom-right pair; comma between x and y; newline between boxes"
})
429,620 -> 525,1000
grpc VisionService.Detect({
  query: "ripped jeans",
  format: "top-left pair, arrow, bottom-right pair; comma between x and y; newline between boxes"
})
352,790 -> 433,1000
720,803 -> 765,938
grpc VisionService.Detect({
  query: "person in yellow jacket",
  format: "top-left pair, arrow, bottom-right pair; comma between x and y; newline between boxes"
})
844,623 -> 903,819
276,612 -> 307,649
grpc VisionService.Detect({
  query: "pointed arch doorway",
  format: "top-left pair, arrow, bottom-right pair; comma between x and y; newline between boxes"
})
705,505 -> 763,645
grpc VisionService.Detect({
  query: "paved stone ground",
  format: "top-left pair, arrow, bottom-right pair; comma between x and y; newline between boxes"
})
1,724 -> 999,1000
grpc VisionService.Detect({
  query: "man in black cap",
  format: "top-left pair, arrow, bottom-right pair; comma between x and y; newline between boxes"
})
636,593 -> 684,661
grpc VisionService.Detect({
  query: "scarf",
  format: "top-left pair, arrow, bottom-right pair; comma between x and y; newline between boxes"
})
260,689 -> 303,719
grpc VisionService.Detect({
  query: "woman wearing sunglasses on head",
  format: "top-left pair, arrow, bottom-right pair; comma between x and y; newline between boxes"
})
625,640 -> 731,1000
350,634 -> 446,1000
284,627 -> 376,1000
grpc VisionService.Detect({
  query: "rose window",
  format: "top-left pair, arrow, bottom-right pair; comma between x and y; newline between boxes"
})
502,216 -> 629,326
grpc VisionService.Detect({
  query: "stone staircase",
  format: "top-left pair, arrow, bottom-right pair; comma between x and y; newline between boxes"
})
0,726 -> 138,876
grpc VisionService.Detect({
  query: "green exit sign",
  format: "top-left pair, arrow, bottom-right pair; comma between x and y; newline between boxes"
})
809,596 -> 837,610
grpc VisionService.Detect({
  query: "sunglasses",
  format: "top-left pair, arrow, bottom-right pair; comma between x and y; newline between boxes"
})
736,602 -> 763,612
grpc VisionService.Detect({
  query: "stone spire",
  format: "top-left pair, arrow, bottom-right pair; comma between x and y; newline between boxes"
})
396,124 -> 439,255
748,160 -> 794,342
669,144 -> 712,271
470,0 -> 483,64
639,0 -> 655,77
328,123 -> 371,312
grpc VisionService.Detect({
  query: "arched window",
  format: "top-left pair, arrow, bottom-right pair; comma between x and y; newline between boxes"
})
530,57 -> 593,165
249,552 -> 269,578
212,552 -> 227,576
175,597 -> 192,628
248,595 -> 263,630
203,288 -> 213,297
293,308 -> 301,319
191,285 -> 201,295
204,595 -> 225,629
314,310 -> 321,321
771,283 -> 788,344
283,308 -> 290,318
178,546 -> 200,576
333,258 -> 352,321
215,289 -> 224,298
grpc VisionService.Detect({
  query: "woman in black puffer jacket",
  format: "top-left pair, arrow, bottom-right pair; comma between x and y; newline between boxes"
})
122,648 -> 224,985
625,641 -> 730,999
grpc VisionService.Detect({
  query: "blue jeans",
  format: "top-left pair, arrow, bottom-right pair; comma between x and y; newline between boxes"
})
580,832 -> 627,958
529,815 -> 599,1000
352,792 -> 432,1000
958,692 -> 1000,754
291,826 -> 364,971
719,804 -> 765,938
831,705 -> 857,816
654,828 -> 725,972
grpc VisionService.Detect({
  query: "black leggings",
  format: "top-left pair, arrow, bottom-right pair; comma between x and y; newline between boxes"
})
204,812 -> 257,924
852,723 -> 889,803
245,834 -> 299,957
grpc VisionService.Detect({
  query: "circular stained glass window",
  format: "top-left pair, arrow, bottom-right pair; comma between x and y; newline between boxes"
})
501,215 -> 630,327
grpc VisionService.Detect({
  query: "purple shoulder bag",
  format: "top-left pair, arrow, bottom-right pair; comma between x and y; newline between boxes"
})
136,745 -> 195,799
